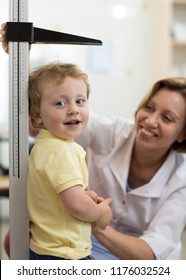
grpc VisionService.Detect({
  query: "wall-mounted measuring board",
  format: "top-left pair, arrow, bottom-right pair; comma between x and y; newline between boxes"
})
9,0 -> 29,260
8,0 -> 102,260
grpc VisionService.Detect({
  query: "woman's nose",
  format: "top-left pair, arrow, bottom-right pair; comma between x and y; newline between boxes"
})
145,114 -> 158,127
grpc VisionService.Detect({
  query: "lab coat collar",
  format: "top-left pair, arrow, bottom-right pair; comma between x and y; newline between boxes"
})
130,151 -> 177,197
107,130 -> 135,191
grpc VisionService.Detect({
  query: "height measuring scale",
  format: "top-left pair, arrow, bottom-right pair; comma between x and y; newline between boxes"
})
8,0 -> 102,259
9,0 -> 29,259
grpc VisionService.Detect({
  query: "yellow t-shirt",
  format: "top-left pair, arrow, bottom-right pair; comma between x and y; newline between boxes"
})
27,129 -> 91,259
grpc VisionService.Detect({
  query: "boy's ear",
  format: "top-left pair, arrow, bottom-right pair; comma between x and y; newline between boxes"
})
30,109 -> 42,125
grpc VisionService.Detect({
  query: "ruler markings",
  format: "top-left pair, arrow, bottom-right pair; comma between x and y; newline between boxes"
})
9,0 -> 29,259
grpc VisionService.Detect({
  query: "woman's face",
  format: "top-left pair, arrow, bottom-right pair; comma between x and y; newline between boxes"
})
135,88 -> 186,154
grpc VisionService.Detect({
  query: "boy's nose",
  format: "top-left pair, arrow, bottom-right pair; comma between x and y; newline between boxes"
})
68,103 -> 79,115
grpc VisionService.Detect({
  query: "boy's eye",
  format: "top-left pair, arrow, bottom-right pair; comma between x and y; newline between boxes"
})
76,99 -> 86,105
56,101 -> 66,107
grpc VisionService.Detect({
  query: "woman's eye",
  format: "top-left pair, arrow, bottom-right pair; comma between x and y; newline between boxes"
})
144,103 -> 153,111
76,99 -> 86,105
56,101 -> 66,107
163,115 -> 173,123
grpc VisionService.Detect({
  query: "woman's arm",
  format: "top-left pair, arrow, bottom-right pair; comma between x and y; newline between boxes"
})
93,225 -> 155,260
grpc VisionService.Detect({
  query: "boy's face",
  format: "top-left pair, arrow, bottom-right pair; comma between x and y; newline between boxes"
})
34,76 -> 89,141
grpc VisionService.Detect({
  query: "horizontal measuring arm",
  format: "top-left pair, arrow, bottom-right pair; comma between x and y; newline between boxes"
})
6,22 -> 102,45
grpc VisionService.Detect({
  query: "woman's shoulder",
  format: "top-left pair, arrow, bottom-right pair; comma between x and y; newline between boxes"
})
175,151 -> 186,165
89,112 -> 134,134
172,151 -> 186,180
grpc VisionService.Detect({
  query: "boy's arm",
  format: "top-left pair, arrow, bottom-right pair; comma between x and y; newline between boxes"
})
59,185 -> 112,229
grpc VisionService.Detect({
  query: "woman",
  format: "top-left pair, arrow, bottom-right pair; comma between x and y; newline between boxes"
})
77,78 -> 186,260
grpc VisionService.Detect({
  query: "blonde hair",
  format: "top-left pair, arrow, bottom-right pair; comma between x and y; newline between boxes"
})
29,61 -> 90,128
135,78 -> 186,153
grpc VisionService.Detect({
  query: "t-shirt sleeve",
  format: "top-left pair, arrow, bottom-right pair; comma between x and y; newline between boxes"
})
44,146 -> 85,194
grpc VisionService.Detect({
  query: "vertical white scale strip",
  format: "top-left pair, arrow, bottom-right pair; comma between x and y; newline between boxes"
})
9,0 -> 29,259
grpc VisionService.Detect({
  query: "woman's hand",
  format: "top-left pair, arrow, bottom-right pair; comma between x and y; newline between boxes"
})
0,23 -> 8,54
0,22 -> 31,54
95,198 -> 112,229
85,187 -> 112,229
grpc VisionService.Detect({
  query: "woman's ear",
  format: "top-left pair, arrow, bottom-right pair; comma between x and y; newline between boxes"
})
177,129 -> 186,143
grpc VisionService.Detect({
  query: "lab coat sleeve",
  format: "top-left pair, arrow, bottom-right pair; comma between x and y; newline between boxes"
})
77,112 -> 134,154
140,185 -> 186,259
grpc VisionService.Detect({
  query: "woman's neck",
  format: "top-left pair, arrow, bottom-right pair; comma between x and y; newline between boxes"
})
128,143 -> 170,188
133,139 -> 170,168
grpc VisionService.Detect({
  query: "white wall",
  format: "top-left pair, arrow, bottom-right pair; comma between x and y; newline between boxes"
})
0,0 -> 170,127
0,0 -> 9,127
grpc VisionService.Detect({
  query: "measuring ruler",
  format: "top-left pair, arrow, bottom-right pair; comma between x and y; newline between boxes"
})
9,0 -> 29,259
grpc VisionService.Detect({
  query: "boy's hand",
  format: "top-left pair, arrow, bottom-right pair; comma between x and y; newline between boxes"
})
96,198 -> 112,229
85,188 -> 104,204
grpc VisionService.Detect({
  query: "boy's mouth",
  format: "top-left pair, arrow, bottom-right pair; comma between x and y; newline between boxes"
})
64,120 -> 81,125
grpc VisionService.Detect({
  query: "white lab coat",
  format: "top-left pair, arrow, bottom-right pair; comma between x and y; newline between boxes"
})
77,112 -> 186,260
